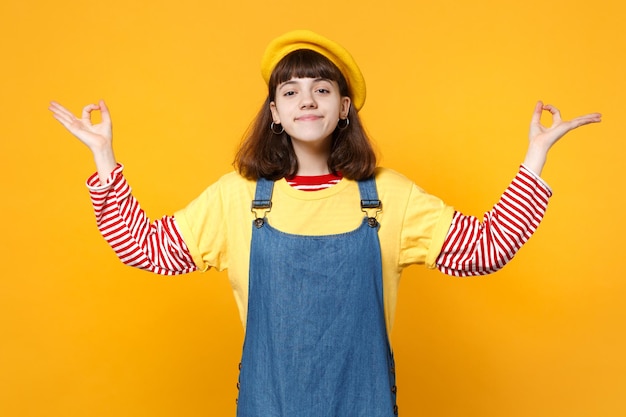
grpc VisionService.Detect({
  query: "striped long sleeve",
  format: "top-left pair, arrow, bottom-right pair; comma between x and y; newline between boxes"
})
86,164 -> 551,278
435,165 -> 552,276
87,164 -> 197,275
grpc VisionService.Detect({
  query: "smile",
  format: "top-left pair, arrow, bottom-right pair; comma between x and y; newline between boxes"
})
296,115 -> 322,121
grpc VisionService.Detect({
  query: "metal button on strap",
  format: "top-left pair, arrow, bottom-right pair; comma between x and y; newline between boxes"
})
391,385 -> 397,394
251,199 -> 271,229
393,404 -> 399,415
361,198 -> 382,228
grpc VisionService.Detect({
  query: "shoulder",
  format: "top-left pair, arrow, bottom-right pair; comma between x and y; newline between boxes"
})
374,167 -> 413,184
373,167 -> 428,196
373,167 -> 450,214
199,171 -> 256,196
178,171 -> 256,213
215,171 -> 256,188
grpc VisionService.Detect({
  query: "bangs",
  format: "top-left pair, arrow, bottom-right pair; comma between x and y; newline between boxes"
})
269,49 -> 350,98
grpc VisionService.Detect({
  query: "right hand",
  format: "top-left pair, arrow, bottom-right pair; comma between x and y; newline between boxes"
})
49,100 -> 113,152
49,100 -> 117,182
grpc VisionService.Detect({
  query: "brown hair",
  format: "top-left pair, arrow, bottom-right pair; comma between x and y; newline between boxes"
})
234,49 -> 377,181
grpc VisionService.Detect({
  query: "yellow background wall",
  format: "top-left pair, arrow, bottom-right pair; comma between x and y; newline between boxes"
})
1,0 -> 625,416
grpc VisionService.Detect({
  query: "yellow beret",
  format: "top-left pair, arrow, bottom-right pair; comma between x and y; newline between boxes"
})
261,30 -> 366,111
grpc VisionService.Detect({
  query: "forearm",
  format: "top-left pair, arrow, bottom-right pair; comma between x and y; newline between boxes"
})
87,164 -> 197,275
91,144 -> 118,185
436,165 -> 552,276
522,142 -> 550,177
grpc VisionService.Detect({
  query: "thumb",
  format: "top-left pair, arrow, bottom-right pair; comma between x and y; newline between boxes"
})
99,99 -> 112,125
530,101 -> 543,126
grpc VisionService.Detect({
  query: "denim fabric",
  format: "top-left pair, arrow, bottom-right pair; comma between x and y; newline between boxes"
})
236,177 -> 398,417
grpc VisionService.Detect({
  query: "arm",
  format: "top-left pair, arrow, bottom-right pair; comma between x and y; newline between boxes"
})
436,165 -> 550,276
50,100 -> 197,274
436,102 -> 601,276
88,164 -> 197,275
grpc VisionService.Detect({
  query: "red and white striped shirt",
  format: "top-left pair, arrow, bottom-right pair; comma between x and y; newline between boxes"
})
86,165 -> 551,277
88,169 -> 196,275
437,167 -> 551,276
286,173 -> 343,191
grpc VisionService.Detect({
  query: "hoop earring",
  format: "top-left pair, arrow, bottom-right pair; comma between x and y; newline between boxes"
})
337,117 -> 350,130
270,122 -> 284,135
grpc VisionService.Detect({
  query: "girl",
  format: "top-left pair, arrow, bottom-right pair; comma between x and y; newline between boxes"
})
49,30 -> 600,417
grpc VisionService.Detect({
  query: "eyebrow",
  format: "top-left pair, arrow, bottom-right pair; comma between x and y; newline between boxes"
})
278,78 -> 333,88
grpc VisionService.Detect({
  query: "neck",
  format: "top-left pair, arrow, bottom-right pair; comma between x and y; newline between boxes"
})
292,138 -> 332,176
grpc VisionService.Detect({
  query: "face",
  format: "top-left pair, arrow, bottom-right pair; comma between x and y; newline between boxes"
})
270,77 -> 351,147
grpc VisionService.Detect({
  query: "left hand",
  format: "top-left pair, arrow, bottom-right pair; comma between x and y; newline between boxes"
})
523,101 -> 601,175
529,101 -> 601,151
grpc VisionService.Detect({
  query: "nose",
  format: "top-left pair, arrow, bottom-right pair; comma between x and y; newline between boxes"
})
299,91 -> 317,109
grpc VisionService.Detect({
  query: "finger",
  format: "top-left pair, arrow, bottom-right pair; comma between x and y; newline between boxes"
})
576,112 -> 602,122
48,101 -> 76,120
542,104 -> 562,125
530,101 -> 543,125
81,104 -> 100,120
570,113 -> 602,128
51,112 -> 78,132
49,101 -> 67,112
98,99 -> 112,125
49,105 -> 77,127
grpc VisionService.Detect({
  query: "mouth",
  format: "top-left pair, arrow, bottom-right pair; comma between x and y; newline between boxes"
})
296,115 -> 322,121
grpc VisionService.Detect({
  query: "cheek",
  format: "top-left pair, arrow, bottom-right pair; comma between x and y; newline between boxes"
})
272,98 -> 290,113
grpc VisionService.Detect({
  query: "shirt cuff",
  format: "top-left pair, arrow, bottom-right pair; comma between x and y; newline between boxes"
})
86,163 -> 125,190
520,164 -> 553,196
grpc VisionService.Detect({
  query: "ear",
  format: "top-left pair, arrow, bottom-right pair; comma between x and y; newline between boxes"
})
340,97 -> 351,119
270,101 -> 280,124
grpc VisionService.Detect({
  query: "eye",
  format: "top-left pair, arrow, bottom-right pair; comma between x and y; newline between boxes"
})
316,88 -> 330,94
282,90 -> 296,97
